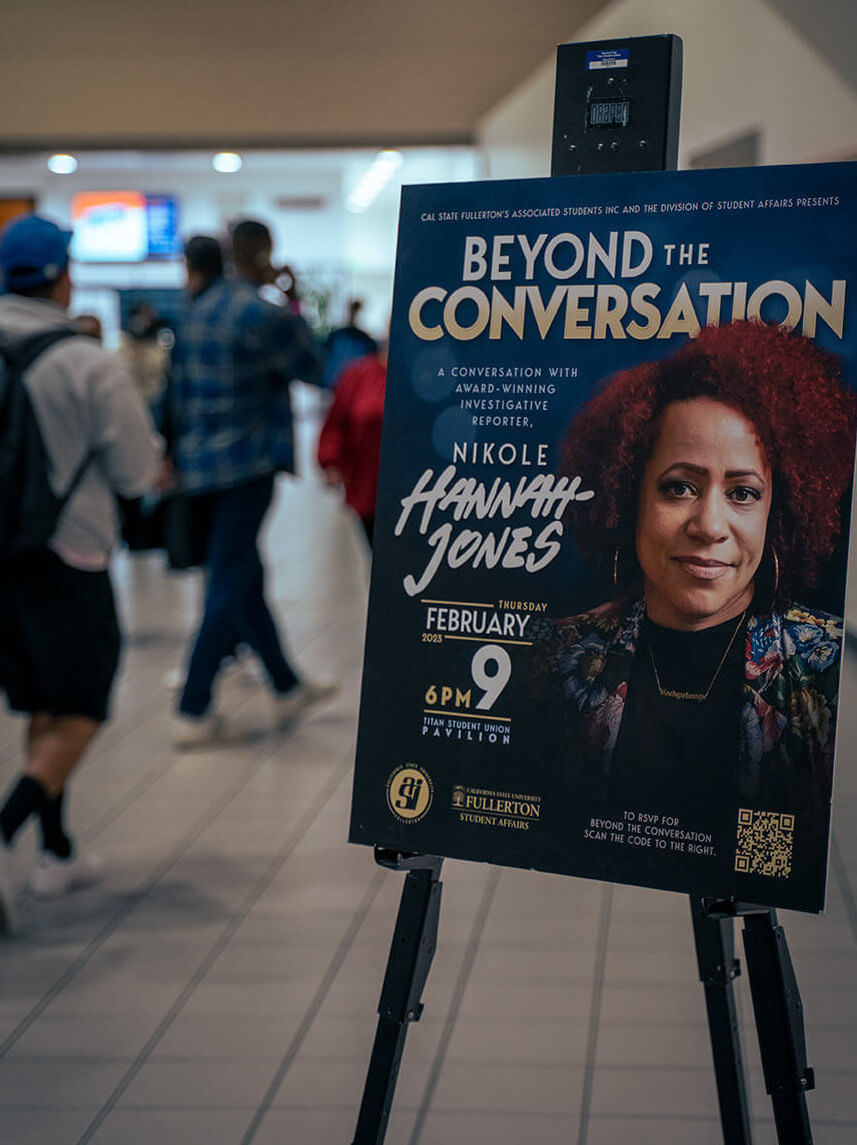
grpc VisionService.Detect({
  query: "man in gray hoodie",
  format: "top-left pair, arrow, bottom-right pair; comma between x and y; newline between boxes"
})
0,214 -> 161,931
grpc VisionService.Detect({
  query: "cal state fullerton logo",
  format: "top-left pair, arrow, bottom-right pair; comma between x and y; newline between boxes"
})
386,765 -> 434,823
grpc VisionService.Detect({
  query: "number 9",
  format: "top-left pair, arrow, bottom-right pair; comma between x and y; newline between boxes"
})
471,644 -> 512,711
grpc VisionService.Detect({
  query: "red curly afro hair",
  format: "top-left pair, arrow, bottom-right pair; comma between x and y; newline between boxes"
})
561,320 -> 857,605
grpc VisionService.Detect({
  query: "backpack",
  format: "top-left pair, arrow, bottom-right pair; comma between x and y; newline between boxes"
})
0,328 -> 91,557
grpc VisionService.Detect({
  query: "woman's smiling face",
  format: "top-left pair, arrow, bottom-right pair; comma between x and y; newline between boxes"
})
635,397 -> 772,631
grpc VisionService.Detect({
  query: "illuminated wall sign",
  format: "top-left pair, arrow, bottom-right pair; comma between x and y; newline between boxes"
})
70,191 -> 149,263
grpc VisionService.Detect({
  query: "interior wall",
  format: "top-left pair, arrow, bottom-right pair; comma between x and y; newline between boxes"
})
477,0 -> 857,178
6,148 -> 479,344
37,169 -> 347,278
35,168 -> 351,346
766,0 -> 857,98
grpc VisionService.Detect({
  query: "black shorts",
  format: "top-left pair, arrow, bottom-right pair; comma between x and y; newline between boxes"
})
0,549 -> 121,722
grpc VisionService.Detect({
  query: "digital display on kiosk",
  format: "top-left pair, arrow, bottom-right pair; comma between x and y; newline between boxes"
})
588,99 -> 631,127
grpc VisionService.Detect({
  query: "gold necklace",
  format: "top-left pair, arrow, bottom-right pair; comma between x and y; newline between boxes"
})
648,609 -> 747,703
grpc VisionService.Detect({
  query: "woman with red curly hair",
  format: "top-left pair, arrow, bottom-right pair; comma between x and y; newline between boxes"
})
539,320 -> 855,878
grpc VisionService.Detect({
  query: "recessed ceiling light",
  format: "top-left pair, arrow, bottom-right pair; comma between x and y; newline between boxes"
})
47,153 -> 78,175
347,150 -> 403,213
213,152 -> 242,174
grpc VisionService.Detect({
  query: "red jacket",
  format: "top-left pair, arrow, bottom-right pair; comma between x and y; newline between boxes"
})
317,355 -> 386,519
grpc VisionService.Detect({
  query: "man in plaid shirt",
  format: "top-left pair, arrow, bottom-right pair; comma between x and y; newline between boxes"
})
165,229 -> 334,746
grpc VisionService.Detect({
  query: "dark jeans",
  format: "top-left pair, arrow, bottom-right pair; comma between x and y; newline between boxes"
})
179,474 -> 298,717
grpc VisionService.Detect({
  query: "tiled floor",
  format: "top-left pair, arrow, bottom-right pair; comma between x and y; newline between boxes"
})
1,398 -> 856,1143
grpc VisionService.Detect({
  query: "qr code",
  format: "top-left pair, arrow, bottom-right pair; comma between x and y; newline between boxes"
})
734,809 -> 794,878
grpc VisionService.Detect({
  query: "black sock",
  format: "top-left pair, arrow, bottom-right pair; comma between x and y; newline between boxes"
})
0,775 -> 48,846
39,790 -> 72,860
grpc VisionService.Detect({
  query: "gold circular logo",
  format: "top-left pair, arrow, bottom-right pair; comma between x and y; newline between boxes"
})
386,765 -> 433,823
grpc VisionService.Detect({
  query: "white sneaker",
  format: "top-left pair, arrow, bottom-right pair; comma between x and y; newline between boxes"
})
171,712 -> 224,748
0,843 -> 16,935
163,666 -> 184,693
30,849 -> 102,899
240,659 -> 268,687
273,678 -> 339,728
164,655 -> 264,694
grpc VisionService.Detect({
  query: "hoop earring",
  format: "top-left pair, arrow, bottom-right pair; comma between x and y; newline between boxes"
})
772,547 -> 779,596
613,546 -> 620,588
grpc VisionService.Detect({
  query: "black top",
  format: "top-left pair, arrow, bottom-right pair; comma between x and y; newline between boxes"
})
609,612 -> 747,816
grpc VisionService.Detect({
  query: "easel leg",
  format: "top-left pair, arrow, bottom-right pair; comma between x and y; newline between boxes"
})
352,852 -> 443,1145
741,910 -> 814,1145
690,897 -> 753,1144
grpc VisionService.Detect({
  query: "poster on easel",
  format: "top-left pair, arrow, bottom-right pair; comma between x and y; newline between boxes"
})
350,161 -> 857,913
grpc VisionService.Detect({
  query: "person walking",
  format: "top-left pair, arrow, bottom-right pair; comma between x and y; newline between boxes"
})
322,298 -> 378,390
164,232 -> 335,746
0,214 -> 161,930
317,343 -> 387,546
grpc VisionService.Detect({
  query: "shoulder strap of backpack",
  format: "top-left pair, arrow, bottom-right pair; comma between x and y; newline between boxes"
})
0,328 -> 94,506
0,326 -> 79,375
59,445 -> 97,510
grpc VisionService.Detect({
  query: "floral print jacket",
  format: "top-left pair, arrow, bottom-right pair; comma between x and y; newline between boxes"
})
537,599 -> 842,809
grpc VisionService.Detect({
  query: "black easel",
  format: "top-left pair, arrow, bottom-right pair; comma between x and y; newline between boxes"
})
351,34 -> 817,1145
352,866 -> 815,1145
351,850 -> 443,1145
692,897 -> 815,1144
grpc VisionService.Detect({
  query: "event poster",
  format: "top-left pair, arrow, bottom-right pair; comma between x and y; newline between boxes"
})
350,162 -> 857,913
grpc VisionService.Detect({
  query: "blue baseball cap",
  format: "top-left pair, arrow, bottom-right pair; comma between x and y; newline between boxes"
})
0,213 -> 72,291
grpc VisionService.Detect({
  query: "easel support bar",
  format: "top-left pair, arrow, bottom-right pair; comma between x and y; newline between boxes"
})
742,911 -> 815,1145
691,897 -> 753,1145
351,851 -> 443,1145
